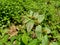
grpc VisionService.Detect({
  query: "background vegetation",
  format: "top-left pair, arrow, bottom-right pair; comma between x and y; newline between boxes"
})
0,0 -> 60,45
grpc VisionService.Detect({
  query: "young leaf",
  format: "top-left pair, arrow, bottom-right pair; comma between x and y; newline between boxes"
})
49,42 -> 58,45
43,27 -> 51,34
35,25 -> 42,41
26,20 -> 34,32
22,16 -> 30,24
37,15 -> 45,23
33,12 -> 39,19
35,25 -> 42,33
42,35 -> 49,45
29,10 -> 33,16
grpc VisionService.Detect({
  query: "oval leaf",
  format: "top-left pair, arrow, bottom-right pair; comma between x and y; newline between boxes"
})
26,20 -> 34,32
50,42 -> 58,45
37,15 -> 45,23
35,25 -> 43,41
22,34 -> 29,45
42,35 -> 49,45
35,25 -> 42,33
43,27 -> 51,34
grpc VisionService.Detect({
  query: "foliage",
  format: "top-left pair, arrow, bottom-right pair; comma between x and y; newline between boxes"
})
0,0 -> 60,45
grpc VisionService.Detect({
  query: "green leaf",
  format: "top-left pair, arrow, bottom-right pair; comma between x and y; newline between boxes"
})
15,40 -> 21,45
2,29 -> 8,35
28,39 -> 38,45
22,16 -> 30,24
33,12 -> 39,19
5,42 -> 12,45
37,15 -> 45,23
26,20 -> 34,32
42,35 -> 49,45
58,41 -> 60,45
0,41 -> 3,45
35,25 -> 42,33
29,10 -> 33,16
2,35 -> 9,43
50,42 -> 58,45
35,25 -> 43,41
22,34 -> 29,45
11,36 -> 17,42
43,27 -> 51,34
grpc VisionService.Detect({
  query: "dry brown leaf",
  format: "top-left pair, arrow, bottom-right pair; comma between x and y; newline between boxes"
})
8,24 -> 18,38
31,32 -> 36,39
